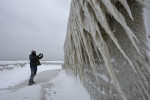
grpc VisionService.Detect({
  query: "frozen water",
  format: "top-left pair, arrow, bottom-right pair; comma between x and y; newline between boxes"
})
64,0 -> 150,100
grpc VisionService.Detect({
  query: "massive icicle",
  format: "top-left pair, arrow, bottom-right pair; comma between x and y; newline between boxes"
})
64,0 -> 150,100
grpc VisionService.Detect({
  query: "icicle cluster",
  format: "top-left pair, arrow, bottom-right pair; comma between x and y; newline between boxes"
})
64,0 -> 150,100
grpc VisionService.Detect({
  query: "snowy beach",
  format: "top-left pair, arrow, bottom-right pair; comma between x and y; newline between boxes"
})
0,61 -> 91,100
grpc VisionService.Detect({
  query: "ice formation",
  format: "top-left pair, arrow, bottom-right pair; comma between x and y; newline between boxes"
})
64,0 -> 150,100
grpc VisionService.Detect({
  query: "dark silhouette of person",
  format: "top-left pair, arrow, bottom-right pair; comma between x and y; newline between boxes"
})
28,50 -> 43,85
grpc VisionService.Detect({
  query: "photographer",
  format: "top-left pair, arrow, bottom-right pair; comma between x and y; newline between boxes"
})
28,50 -> 43,85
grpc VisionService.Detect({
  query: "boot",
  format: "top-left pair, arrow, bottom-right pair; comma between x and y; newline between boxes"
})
32,81 -> 36,84
28,83 -> 32,85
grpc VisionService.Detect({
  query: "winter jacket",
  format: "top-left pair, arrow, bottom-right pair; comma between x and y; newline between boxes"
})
29,53 -> 43,67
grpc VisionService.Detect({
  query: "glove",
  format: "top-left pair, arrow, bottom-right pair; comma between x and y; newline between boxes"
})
39,53 -> 43,58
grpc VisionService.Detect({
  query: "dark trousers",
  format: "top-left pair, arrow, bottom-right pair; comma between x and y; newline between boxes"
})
29,66 -> 37,84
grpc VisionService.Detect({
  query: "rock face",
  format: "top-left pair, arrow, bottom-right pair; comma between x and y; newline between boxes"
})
64,0 -> 150,100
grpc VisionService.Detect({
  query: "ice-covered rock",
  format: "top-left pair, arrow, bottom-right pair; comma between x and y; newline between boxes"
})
64,0 -> 150,100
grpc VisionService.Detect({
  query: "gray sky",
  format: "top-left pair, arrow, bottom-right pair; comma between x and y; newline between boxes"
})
0,0 -> 71,61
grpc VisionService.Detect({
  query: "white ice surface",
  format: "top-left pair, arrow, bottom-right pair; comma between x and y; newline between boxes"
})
0,63 -> 61,89
0,61 -> 91,100
0,85 -> 42,100
0,61 -> 28,65
49,71 -> 91,100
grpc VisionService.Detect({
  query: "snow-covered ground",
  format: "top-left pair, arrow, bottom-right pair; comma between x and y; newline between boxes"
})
0,61 -> 91,100
47,71 -> 91,100
0,61 -> 61,88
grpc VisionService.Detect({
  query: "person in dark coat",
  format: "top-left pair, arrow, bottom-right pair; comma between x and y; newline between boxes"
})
28,50 -> 43,85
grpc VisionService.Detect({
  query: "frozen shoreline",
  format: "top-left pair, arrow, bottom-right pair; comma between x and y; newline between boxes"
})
0,63 -> 61,89
0,62 -> 91,100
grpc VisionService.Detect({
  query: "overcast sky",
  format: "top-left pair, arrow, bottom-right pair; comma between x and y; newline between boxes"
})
0,0 -> 71,61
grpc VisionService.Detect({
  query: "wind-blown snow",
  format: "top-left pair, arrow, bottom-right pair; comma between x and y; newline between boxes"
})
49,71 -> 91,100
